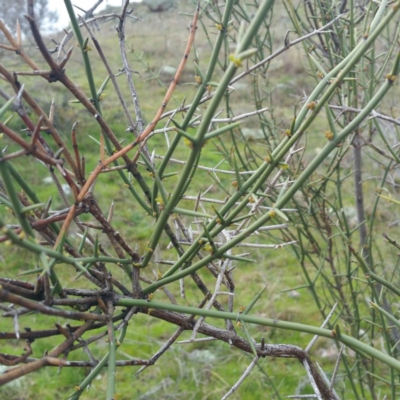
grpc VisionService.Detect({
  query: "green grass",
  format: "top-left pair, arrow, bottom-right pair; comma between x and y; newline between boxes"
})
1,2 -> 399,399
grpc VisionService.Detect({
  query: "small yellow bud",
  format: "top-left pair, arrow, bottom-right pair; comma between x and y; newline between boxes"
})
183,138 -> 193,148
307,101 -> 316,110
229,54 -> 242,67
279,163 -> 289,170
325,131 -> 334,141
269,210 -> 276,218
203,243 -> 213,253
386,74 -> 397,83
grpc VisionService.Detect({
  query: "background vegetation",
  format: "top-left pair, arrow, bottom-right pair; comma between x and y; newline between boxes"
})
1,0 -> 400,399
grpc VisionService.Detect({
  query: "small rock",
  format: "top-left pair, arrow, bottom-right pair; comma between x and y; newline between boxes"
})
188,349 -> 217,363
62,184 -> 72,196
287,290 -> 300,299
160,65 -> 177,76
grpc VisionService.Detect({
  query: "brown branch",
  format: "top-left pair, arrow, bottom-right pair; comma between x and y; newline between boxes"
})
0,319 -> 94,385
52,4 -> 200,248
87,197 -> 140,262
0,321 -> 120,341
0,342 -> 32,366
0,281 -> 41,301
136,294 -> 211,375
0,64 -> 79,177
0,289 -> 107,322
0,354 -> 150,367
0,121 -> 63,167
0,20 -> 40,70
146,307 -> 337,399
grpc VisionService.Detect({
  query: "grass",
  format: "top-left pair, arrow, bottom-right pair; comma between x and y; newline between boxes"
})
1,1 -> 400,399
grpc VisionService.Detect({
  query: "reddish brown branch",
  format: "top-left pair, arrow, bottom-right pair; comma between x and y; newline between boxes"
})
52,5 -> 200,248
0,319 -> 95,385
0,64 -> 79,177
0,121 -> 63,167
0,342 -> 32,366
146,307 -> 336,399
0,289 -> 107,322
0,20 -> 40,70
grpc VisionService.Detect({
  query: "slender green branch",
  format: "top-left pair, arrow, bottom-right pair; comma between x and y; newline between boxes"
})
63,0 -> 100,111
0,152 -> 34,238
117,298 -> 400,371
141,0 -> 275,268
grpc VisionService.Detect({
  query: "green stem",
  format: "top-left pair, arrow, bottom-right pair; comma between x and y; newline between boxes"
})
106,321 -> 116,400
143,51 -> 400,293
0,219 -> 130,272
68,323 -> 127,400
141,0 -> 275,268
0,152 -> 34,238
156,0 -> 237,179
64,0 -> 100,111
117,298 -> 400,371
287,2 -> 400,150
64,0 -> 152,216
